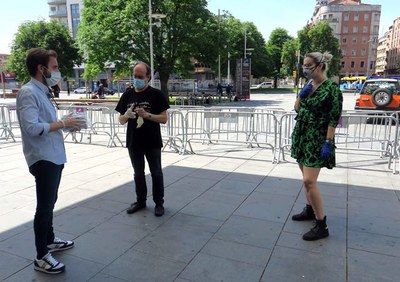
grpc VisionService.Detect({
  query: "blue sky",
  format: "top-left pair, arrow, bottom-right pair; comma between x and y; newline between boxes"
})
0,0 -> 398,54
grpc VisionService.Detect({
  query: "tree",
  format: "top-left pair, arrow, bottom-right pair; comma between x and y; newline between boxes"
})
298,21 -> 341,77
281,21 -> 342,81
6,20 -> 81,84
265,28 -> 293,88
214,13 -> 268,82
281,38 -> 299,78
78,0 -> 218,99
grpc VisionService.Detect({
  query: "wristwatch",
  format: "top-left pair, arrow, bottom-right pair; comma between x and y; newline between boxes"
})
325,138 -> 333,143
148,114 -> 152,119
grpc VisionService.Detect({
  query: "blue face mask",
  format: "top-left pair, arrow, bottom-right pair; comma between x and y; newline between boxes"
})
134,78 -> 146,89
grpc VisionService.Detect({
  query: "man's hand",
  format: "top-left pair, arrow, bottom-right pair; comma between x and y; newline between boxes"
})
62,116 -> 86,132
299,84 -> 313,99
321,141 -> 334,160
124,107 -> 136,119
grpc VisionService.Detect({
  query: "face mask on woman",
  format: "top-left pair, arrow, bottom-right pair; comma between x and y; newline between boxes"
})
302,64 -> 319,80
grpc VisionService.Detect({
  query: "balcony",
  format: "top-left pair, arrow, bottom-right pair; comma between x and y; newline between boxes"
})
49,10 -> 67,18
48,0 -> 66,4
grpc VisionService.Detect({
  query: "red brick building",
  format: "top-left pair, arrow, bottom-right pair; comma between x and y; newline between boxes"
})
312,0 -> 381,76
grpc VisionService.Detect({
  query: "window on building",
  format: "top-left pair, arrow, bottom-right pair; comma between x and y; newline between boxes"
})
361,48 -> 366,55
363,26 -> 368,33
344,26 -> 348,33
352,37 -> 357,44
362,37 -> 367,44
70,4 -> 80,38
351,61 -> 355,68
342,49 -> 346,55
353,26 -> 358,33
373,25 -> 379,33
352,49 -> 356,55
360,61 -> 365,68
370,61 -> 374,69
341,61 -> 345,68
342,37 -> 347,44
344,14 -> 349,21
354,14 -> 359,22
364,14 -> 369,21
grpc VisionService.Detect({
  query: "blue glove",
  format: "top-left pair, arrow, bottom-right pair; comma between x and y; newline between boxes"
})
299,84 -> 313,99
321,141 -> 334,160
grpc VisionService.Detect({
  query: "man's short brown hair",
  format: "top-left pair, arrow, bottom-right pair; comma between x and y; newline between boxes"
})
26,48 -> 57,77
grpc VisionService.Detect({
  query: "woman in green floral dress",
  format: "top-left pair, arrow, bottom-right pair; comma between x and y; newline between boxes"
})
291,51 -> 343,241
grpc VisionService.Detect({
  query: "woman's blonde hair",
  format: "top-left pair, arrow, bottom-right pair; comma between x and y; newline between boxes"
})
305,51 -> 333,75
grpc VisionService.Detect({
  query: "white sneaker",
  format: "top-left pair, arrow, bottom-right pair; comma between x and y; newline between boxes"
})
47,237 -> 74,253
34,253 -> 65,274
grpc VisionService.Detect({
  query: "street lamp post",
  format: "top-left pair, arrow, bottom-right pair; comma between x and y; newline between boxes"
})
148,0 -> 166,87
244,28 -> 247,59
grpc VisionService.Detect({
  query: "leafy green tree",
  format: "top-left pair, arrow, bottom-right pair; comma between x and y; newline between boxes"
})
265,28 -> 293,87
298,21 -> 341,77
216,13 -> 268,81
281,38 -> 299,77
7,20 -> 81,84
78,0 -> 218,99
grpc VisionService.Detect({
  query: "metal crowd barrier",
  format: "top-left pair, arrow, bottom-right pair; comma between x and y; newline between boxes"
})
277,110 -> 400,174
3,100 -> 400,174
181,108 -> 277,161
58,103 -> 123,147
0,103 -> 16,142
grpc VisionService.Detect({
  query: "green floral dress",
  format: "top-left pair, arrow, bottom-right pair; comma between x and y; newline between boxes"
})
291,80 -> 343,169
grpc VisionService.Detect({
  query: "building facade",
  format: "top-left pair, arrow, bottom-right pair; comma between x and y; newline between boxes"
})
312,0 -> 381,77
385,17 -> 400,75
375,33 -> 388,75
48,0 -> 115,90
48,0 -> 82,37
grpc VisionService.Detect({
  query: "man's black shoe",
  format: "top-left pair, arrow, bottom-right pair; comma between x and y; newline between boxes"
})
154,205 -> 164,217
126,202 -> 146,214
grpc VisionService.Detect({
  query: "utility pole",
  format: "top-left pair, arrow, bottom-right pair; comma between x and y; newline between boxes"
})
244,27 -> 247,59
218,9 -> 221,84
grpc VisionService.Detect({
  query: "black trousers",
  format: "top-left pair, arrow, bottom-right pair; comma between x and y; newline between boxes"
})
128,147 -> 164,206
29,160 -> 63,259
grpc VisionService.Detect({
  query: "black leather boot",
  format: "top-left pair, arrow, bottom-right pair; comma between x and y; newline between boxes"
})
292,204 -> 315,221
302,216 -> 329,241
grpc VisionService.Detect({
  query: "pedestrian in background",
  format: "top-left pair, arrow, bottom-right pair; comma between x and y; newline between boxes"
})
217,82 -> 223,96
291,51 -> 343,241
16,48 -> 83,274
115,61 -> 170,217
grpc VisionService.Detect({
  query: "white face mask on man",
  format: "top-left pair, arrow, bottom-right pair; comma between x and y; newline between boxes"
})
42,67 -> 62,87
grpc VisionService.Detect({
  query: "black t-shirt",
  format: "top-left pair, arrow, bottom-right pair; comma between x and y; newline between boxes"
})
115,86 -> 170,150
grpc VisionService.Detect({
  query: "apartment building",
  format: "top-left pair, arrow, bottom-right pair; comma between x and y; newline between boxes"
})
384,17 -> 400,75
375,33 -> 388,75
48,0 -> 82,38
312,0 -> 381,77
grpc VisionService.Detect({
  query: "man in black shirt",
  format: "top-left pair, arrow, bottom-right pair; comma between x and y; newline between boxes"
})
115,62 -> 169,216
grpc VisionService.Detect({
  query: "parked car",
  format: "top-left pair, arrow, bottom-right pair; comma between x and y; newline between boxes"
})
73,87 -> 91,94
354,79 -> 400,110
250,81 -> 274,89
